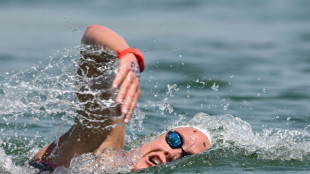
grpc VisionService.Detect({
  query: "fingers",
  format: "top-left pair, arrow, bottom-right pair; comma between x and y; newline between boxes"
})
115,71 -> 135,104
113,57 -> 141,124
118,74 -> 138,113
123,80 -> 140,123
124,87 -> 140,124
112,63 -> 128,89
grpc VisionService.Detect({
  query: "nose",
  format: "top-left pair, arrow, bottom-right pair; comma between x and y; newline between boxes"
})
164,148 -> 182,162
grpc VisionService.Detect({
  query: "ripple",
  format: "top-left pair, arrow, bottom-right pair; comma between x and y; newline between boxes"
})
276,90 -> 309,100
0,54 -> 17,62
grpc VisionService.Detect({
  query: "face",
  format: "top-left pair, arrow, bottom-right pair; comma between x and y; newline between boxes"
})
132,127 -> 210,170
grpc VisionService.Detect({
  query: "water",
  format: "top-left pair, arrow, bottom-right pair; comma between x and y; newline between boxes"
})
1,0 -> 310,173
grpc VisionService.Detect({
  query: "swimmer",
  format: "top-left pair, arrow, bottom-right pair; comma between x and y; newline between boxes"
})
29,25 -> 211,172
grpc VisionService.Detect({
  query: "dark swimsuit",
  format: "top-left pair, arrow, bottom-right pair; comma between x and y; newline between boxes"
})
28,160 -> 55,172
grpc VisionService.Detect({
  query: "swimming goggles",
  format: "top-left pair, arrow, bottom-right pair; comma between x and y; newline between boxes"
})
166,131 -> 190,158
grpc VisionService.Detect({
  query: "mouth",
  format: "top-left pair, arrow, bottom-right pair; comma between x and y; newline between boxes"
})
147,155 -> 163,166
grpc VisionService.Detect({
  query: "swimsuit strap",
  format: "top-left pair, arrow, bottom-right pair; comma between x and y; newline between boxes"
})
28,160 -> 55,172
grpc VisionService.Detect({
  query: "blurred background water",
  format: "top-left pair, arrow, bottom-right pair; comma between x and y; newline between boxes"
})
1,0 -> 310,173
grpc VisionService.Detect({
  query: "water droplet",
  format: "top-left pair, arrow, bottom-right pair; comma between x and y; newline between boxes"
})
223,102 -> 230,110
211,82 -> 219,91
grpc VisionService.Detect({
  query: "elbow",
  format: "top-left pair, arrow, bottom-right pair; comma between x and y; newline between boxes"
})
81,25 -> 109,45
86,25 -> 109,32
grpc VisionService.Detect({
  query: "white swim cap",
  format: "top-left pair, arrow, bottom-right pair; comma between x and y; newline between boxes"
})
173,126 -> 212,145
191,126 -> 212,145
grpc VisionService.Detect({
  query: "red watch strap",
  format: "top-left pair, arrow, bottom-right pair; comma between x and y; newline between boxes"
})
117,48 -> 145,72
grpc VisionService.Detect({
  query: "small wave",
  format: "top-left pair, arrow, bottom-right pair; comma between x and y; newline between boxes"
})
189,113 -> 310,161
0,139 -> 36,174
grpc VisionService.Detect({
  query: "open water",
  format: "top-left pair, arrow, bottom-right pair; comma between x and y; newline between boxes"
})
1,0 -> 310,173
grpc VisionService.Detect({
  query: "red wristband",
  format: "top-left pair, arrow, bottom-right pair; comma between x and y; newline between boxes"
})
117,48 -> 145,72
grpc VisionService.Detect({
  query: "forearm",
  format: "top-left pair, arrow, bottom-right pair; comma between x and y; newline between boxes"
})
76,25 -> 127,134
81,25 -> 130,52
75,25 -> 128,145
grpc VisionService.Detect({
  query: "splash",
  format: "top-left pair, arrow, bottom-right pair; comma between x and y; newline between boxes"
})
0,46 -> 80,119
0,45 -> 144,173
187,113 -> 310,161
0,140 -> 36,174
1,44 -> 309,173
0,46 -> 82,173
157,84 -> 179,115
68,148 -> 140,173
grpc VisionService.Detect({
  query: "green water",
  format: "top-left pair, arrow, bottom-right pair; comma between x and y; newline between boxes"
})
1,0 -> 310,173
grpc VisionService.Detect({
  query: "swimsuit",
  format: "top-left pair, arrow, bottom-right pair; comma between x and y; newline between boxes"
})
28,160 -> 55,172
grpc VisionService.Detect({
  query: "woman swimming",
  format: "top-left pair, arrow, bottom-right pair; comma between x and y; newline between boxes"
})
29,25 -> 211,172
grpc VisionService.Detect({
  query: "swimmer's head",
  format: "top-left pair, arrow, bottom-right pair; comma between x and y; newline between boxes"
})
132,126 -> 211,170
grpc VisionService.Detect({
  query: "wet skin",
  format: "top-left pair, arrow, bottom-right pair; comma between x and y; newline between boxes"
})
132,127 -> 211,170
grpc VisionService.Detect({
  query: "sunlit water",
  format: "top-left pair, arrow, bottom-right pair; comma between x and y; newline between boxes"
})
1,0 -> 310,173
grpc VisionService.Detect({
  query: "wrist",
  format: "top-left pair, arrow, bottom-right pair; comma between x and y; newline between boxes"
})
117,48 -> 145,72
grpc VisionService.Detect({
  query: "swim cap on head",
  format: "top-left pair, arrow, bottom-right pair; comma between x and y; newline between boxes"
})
191,126 -> 212,145
173,126 -> 212,145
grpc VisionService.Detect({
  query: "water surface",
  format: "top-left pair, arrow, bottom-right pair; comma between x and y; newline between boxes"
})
1,0 -> 310,173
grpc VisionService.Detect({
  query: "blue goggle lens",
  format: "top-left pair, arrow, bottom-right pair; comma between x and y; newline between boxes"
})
166,131 -> 182,148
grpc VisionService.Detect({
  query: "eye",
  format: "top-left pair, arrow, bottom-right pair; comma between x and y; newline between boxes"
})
167,131 -> 182,147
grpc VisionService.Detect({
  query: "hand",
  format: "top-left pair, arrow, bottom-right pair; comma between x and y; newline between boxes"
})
112,53 -> 141,124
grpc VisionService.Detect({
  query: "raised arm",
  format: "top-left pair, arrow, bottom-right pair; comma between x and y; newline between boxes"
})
82,25 -> 141,122
32,25 -> 142,168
